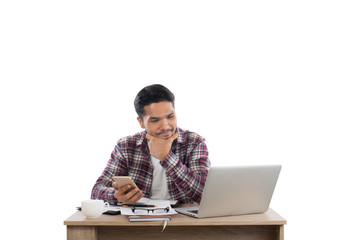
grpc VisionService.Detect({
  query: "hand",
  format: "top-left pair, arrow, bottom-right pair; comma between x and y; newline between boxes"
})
112,182 -> 144,204
146,132 -> 178,161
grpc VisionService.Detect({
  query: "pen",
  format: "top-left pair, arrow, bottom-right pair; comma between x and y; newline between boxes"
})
122,204 -> 157,207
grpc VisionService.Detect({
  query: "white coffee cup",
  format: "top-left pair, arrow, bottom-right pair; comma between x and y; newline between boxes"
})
81,200 -> 110,218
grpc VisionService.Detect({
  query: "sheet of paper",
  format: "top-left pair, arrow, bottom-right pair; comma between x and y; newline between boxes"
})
137,197 -> 178,206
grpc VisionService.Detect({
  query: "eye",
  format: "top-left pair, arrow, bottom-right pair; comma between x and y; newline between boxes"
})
167,114 -> 174,119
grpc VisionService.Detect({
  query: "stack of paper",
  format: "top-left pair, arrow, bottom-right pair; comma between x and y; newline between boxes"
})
120,198 -> 176,232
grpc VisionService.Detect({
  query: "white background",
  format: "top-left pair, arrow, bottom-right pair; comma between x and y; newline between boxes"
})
1,1 -> 352,239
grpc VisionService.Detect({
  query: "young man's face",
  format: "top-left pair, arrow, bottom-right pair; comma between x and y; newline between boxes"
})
137,101 -> 177,140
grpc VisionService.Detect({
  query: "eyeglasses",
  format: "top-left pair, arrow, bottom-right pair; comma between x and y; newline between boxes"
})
131,206 -> 170,214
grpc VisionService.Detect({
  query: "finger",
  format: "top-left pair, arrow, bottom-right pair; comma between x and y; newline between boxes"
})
125,187 -> 140,200
120,190 -> 144,204
114,190 -> 120,201
114,185 -> 133,201
118,184 -> 139,197
119,188 -> 138,204
119,184 -> 133,193
170,133 -> 178,141
127,190 -> 144,204
112,182 -> 119,189
115,189 -> 130,203
114,189 -> 123,202
128,190 -> 144,203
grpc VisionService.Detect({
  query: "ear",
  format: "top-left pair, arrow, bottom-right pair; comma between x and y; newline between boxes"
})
137,116 -> 145,129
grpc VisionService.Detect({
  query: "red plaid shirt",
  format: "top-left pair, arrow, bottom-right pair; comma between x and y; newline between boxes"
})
91,127 -> 210,204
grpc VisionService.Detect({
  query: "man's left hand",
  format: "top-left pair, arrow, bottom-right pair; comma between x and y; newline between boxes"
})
146,133 -> 178,161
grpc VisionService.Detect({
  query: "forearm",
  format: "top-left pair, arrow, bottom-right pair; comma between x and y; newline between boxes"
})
91,145 -> 128,204
161,144 -> 210,203
91,179 -> 118,205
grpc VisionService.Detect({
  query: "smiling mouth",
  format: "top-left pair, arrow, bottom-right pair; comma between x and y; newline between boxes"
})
157,129 -> 174,137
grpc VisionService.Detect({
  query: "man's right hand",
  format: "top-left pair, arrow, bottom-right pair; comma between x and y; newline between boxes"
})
112,182 -> 144,204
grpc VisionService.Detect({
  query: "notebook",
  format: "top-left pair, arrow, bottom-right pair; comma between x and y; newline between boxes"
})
174,165 -> 281,218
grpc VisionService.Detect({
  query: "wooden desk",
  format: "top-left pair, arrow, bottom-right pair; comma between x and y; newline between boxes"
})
64,208 -> 286,240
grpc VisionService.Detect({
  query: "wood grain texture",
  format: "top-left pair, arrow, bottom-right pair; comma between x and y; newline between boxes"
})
278,225 -> 284,240
64,208 -> 286,240
64,208 -> 286,227
97,225 -> 280,240
67,226 -> 97,240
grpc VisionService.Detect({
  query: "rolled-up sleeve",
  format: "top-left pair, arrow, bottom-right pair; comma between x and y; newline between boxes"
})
90,144 -> 128,204
161,139 -> 210,203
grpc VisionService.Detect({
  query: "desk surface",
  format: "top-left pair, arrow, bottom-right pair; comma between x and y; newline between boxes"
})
64,208 -> 286,227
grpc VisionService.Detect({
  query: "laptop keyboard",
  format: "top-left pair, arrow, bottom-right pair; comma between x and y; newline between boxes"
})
188,210 -> 199,214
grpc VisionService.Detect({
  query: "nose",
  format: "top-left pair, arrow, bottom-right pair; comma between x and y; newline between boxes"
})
159,118 -> 170,130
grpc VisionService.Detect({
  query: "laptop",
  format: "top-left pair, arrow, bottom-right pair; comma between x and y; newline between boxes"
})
174,165 -> 281,218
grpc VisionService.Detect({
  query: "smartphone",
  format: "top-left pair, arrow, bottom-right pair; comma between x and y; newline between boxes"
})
112,176 -> 138,189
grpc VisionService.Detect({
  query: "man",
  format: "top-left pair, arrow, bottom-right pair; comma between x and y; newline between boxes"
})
91,84 -> 210,204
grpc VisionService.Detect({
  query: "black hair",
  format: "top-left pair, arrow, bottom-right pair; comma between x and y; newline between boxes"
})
134,84 -> 175,119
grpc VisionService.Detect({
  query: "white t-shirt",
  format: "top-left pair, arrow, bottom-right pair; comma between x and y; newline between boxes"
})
150,156 -> 171,200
